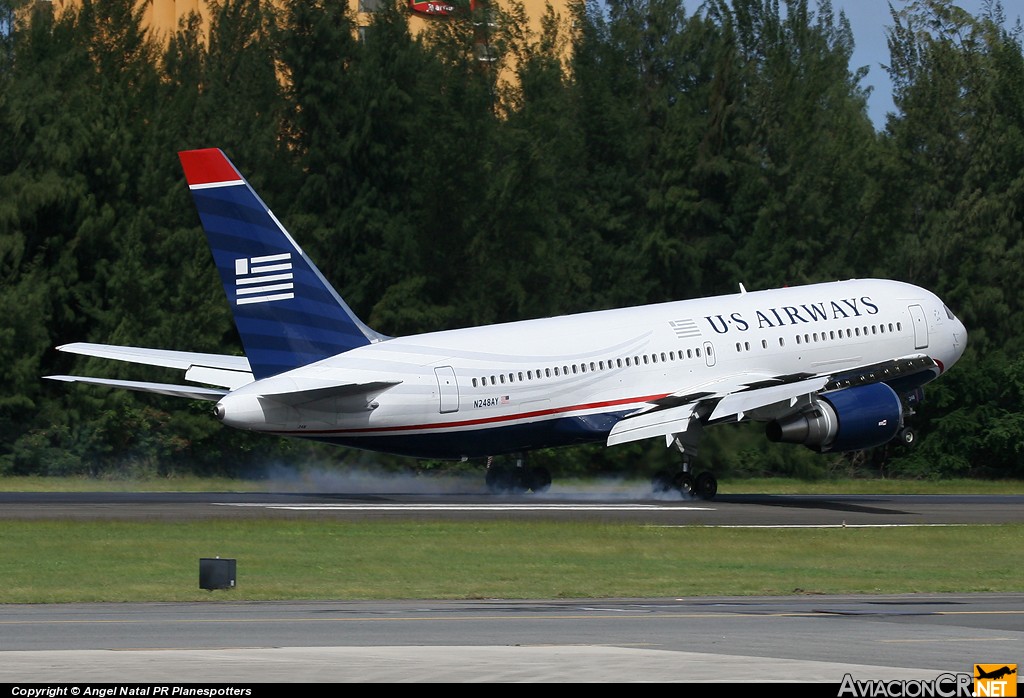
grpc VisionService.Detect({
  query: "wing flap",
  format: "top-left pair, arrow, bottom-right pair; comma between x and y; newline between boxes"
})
607,403 -> 697,447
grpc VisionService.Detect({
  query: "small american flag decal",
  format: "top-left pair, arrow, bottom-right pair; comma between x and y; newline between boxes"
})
669,318 -> 702,339
235,253 -> 294,305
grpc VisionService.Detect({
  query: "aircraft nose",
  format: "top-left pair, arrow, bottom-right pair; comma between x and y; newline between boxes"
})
954,318 -> 967,356
946,311 -> 968,368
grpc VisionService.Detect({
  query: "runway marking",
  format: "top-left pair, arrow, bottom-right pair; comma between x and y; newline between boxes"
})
214,503 -> 715,512
880,637 -> 1019,644
655,524 -> 971,528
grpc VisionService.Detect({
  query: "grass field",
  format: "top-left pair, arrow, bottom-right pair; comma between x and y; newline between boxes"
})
1,520 -> 1021,603
1,476 -> 1021,603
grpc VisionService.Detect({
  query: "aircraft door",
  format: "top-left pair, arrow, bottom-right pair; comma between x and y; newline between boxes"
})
908,304 -> 929,350
703,341 -> 716,367
434,366 -> 460,414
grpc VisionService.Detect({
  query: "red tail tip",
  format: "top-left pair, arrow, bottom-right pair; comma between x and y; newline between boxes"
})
178,148 -> 241,186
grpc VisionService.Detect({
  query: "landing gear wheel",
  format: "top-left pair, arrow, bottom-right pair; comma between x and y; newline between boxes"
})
526,466 -> 552,494
898,428 -> 916,447
695,471 -> 718,500
485,465 -> 526,494
672,471 -> 695,498
485,466 -> 507,493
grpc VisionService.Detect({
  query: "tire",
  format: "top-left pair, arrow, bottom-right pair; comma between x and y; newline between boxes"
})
527,466 -> 552,494
485,466 -> 526,494
695,472 -> 718,500
899,428 -> 916,447
672,471 -> 695,497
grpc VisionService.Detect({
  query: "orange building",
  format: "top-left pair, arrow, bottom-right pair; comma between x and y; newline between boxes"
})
38,0 -> 574,82
60,0 -> 574,52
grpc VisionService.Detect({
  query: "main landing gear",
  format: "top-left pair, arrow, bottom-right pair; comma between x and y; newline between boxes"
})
651,464 -> 718,500
485,454 -> 552,494
650,421 -> 718,500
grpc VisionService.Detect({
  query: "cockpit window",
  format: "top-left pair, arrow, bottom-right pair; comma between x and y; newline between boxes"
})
944,305 -> 956,321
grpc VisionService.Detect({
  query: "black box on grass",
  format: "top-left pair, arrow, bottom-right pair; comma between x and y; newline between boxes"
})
199,557 -> 236,590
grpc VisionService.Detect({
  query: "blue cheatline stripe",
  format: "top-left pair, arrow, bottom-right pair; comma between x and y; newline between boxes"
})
288,412 -> 629,459
188,182 -> 373,378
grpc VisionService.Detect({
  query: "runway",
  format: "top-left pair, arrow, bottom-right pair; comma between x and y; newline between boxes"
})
2,489 -> 1023,525
2,490 -> 1022,682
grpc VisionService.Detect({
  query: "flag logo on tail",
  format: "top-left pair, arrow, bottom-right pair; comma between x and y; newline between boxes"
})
235,253 -> 294,305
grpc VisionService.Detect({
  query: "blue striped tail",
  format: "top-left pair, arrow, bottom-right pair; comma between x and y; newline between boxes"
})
178,148 -> 386,379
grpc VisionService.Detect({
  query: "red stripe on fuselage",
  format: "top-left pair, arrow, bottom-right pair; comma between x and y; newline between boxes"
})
267,392 -> 671,437
179,149 -> 242,187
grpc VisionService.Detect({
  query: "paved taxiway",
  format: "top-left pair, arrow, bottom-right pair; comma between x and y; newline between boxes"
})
2,490 -> 1022,682
3,595 -> 1023,682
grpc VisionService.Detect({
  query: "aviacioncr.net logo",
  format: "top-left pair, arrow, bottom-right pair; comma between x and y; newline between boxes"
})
974,665 -> 1018,697
838,673 -> 974,697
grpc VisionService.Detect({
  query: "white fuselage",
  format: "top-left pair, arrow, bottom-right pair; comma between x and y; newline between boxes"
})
216,278 -> 967,459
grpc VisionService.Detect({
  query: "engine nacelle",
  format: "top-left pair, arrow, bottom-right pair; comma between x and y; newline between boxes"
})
765,383 -> 903,453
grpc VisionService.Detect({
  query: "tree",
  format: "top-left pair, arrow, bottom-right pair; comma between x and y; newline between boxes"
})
875,0 -> 1024,477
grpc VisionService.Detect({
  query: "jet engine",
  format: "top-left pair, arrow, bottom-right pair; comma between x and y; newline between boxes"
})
765,382 -> 902,453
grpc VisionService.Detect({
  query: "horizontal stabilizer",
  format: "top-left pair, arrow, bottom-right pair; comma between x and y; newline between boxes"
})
607,403 -> 697,447
57,342 -> 250,372
56,342 -> 253,390
46,376 -> 227,401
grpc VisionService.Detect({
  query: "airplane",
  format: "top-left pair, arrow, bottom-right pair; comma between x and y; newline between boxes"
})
46,148 -> 969,499
975,666 -> 1017,681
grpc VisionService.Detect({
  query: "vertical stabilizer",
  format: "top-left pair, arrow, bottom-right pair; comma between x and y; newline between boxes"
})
178,148 -> 386,379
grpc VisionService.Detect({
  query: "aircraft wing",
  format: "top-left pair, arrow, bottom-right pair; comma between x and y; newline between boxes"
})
606,372 -> 821,447
53,342 -> 254,390
607,354 -> 936,447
